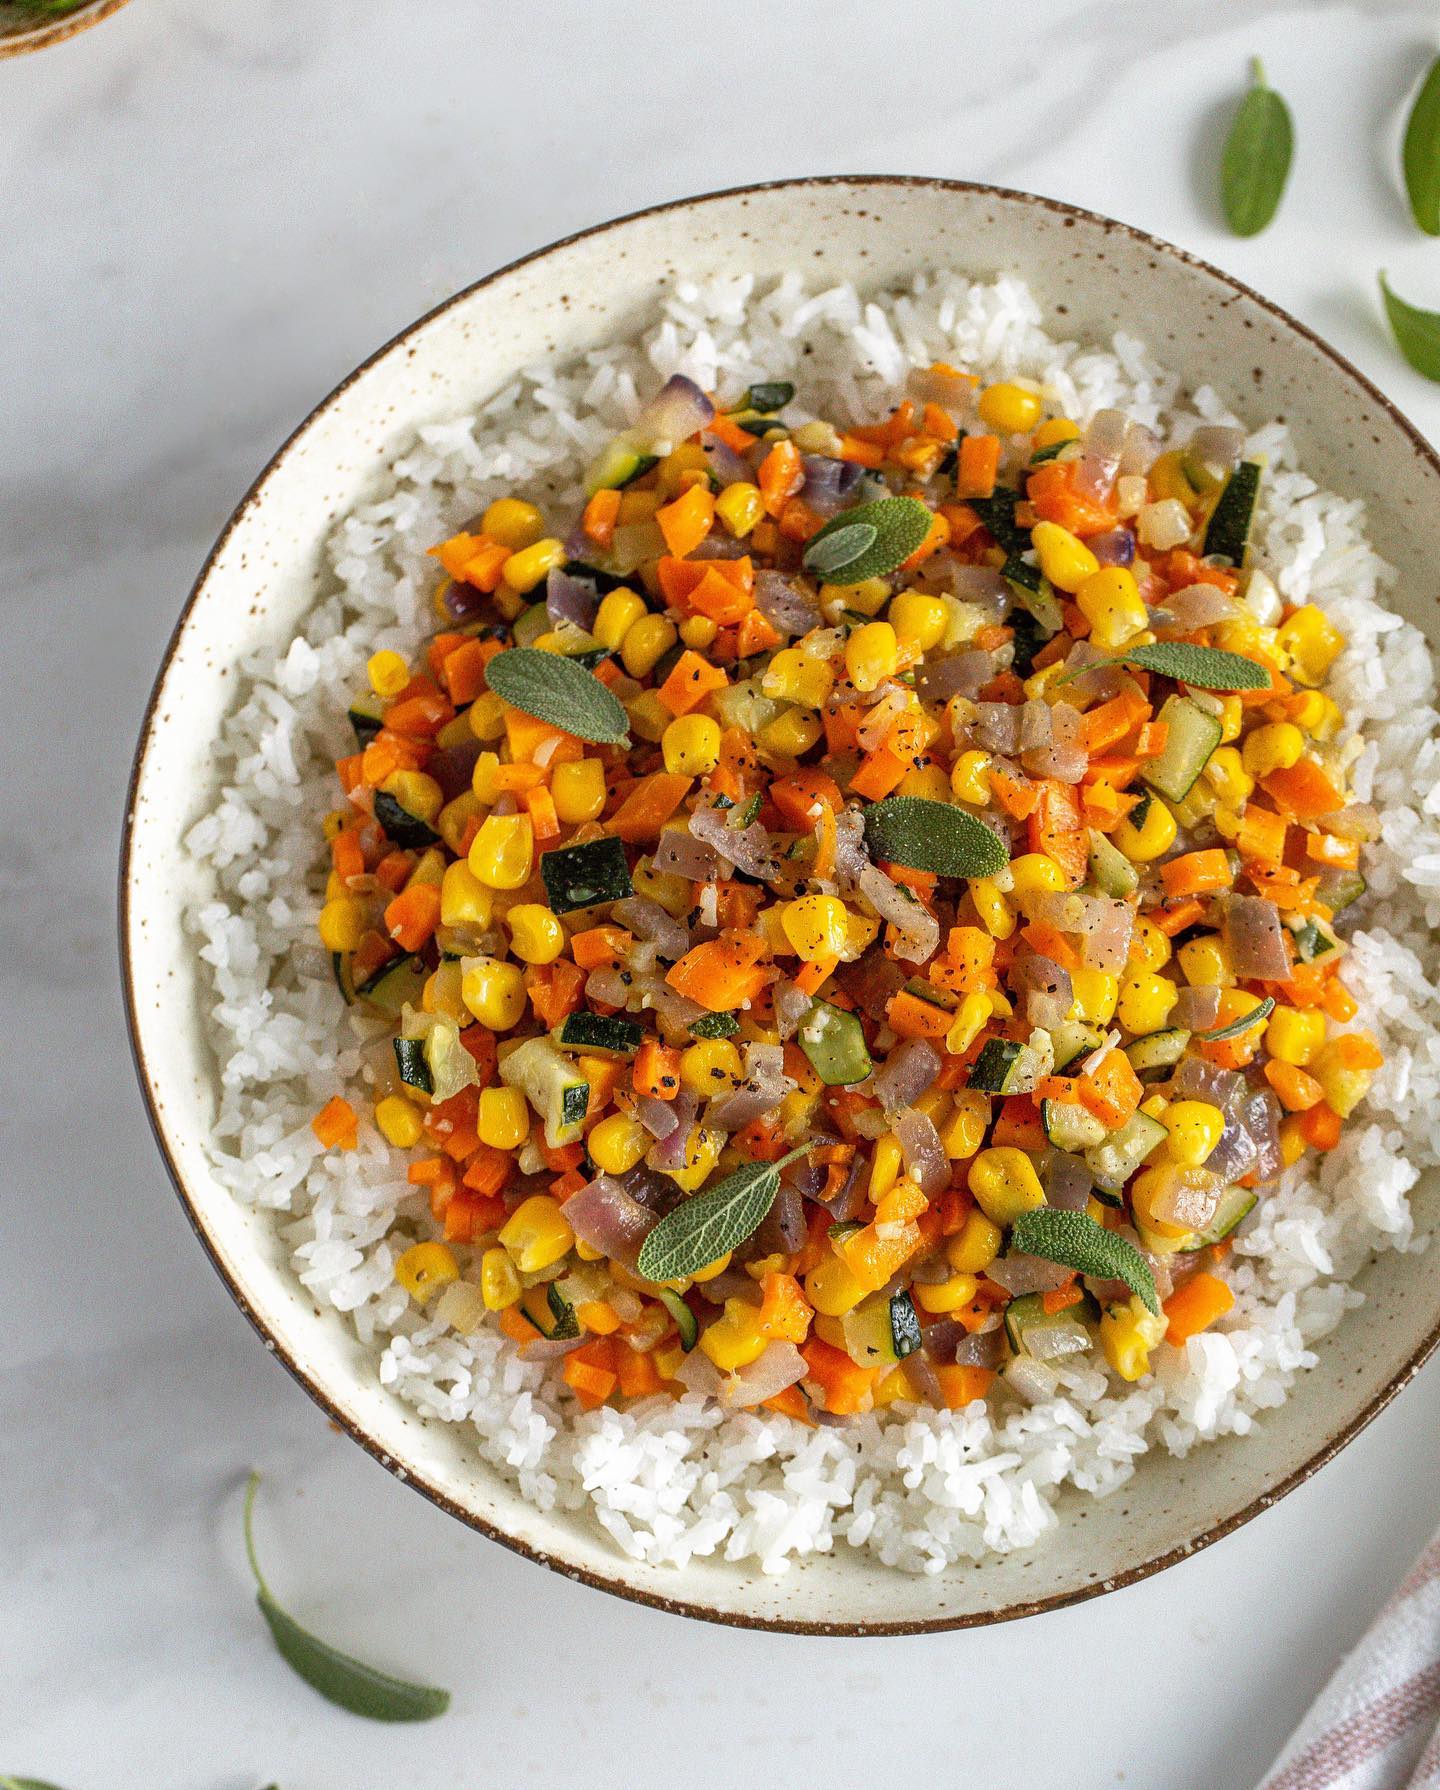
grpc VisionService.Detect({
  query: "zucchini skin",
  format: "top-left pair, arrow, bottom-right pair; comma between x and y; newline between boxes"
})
967,1037 -> 1023,1093
540,836 -> 633,915
1202,460 -> 1261,563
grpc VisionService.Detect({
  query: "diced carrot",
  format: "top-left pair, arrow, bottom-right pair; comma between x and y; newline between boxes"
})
988,758 -> 1040,820
563,1342 -> 618,1410
524,959 -> 586,1028
1236,805 -> 1288,867
374,849 -> 413,894
708,409 -> 758,453
761,1383 -> 814,1424
385,687 -> 454,738
1305,831 -> 1361,870
1026,461 -> 1116,537
792,953 -> 839,997
777,496 -> 830,543
1153,896 -> 1207,936
524,784 -> 560,842
1299,1102 -> 1343,1151
1264,1059 -> 1325,1112
1198,991 -> 1267,1069
800,1336 -> 879,1416
1162,1270 -> 1235,1345
849,747 -> 908,800
1323,978 -> 1359,1023
657,650 -> 729,717
492,762 -> 545,793
770,768 -> 843,831
838,433 -> 886,468
460,1025 -> 498,1085
607,771 -> 693,841
930,1364 -> 995,1409
758,439 -> 804,516
614,1343 -> 664,1398
735,608 -> 783,657
1041,1280 -> 1083,1315
384,882 -> 441,952
311,1095 -> 358,1150
581,487 -> 621,548
461,1144 -> 511,1198
992,1094 -> 1047,1152
655,483 -> 716,557
953,434 -> 1000,501
1262,759 -> 1345,820
1027,780 -> 1088,886
539,1138 -> 584,1175
1134,720 -> 1169,759
425,1087 -> 481,1161
690,564 -> 756,625
1081,689 -> 1150,754
504,705 -> 575,765
1159,849 -> 1233,898
498,1304 -> 538,1345
1333,1032 -> 1384,1071
439,638 -> 490,705
633,1037 -> 682,1100
666,930 -> 769,1012
886,989 -> 954,1041
1077,1049 -> 1143,1128
442,1188 -> 506,1244
579,1053 -> 627,1118
571,924 -> 632,970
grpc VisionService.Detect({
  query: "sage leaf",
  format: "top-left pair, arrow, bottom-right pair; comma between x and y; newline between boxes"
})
0,1778 -> 69,1789
802,496 -> 933,584
637,1146 -> 810,1281
1060,641 -> 1269,691
484,647 -> 629,745
1221,57 -> 1293,237
1379,271 -> 1440,381
803,522 -> 878,580
1010,1209 -> 1160,1316
1403,55 -> 1440,235
243,1474 -> 450,1723
741,381 -> 794,413
1197,995 -> 1275,1042
862,797 -> 1009,879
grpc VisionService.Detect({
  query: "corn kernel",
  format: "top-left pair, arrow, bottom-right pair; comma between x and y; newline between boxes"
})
662,1125 -> 725,1192
1203,746 -> 1254,807
968,1146 -> 1046,1226
318,897 -> 367,953
381,769 -> 444,826
460,956 -> 527,1031
1162,1100 -> 1225,1168
587,1112 -> 649,1176
1009,851 -> 1069,901
699,1300 -> 768,1371
480,1245 -> 522,1310
593,587 -> 648,651
1100,1294 -> 1167,1381
1242,722 -> 1305,781
715,480 -> 764,537
621,612 -> 677,679
947,1209 -> 1002,1272
914,1271 -> 980,1314
762,647 -> 834,708
394,1241 -> 459,1303
1075,566 -> 1148,649
367,649 -> 409,698
1118,969 -> 1179,1036
662,713 -> 722,777
375,1093 -> 424,1149
679,614 -> 720,649
1031,520 -> 1099,593
821,576 -> 891,616
1266,1005 -> 1325,1066
759,708 -> 823,759
805,1251 -> 869,1317
951,749 -> 993,806
899,763 -> 951,801
944,993 -> 993,1060
889,589 -> 949,653
1277,605 -> 1345,685
1070,968 -> 1120,1025
468,812 -> 534,889
500,536 -> 566,595
868,1132 -> 905,1200
1177,935 -> 1233,989
977,381 -> 1042,434
679,1038 -> 744,1098
845,621 -> 899,694
499,1194 -> 574,1273
969,878 -> 1015,939
481,497 -> 545,551
782,894 -> 849,962
478,1085 -> 530,1150
1114,797 -> 1178,862
1034,417 -> 1080,449
440,860 -> 494,931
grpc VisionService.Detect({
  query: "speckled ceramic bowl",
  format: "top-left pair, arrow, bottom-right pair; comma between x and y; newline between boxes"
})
123,177 -> 1440,1633
0,0 -> 130,57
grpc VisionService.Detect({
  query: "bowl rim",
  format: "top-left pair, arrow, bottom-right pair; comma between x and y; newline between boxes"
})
120,172 -> 1440,1636
0,0 -> 131,59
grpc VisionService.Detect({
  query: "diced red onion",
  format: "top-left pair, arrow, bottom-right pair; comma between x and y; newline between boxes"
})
1015,952 -> 1074,1031
545,566 -> 600,631
857,864 -> 940,964
689,802 -> 781,881
1171,1057 -> 1246,1107
442,580 -> 489,620
674,1348 -> 726,1399
774,980 -> 812,1041
955,1328 -> 1006,1369
1327,804 -> 1380,842
1158,583 -> 1239,631
920,1317 -> 968,1363
984,1254 -> 1075,1296
564,1176 -> 659,1270
1005,1356 -> 1060,1404
974,702 -> 1021,756
1172,985 -> 1222,1032
1088,526 -> 1136,568
519,1333 -> 588,1363
585,965 -> 633,1008
1204,1119 -> 1258,1183
821,1155 -> 869,1222
1019,1314 -> 1094,1362
690,532 -> 750,561
426,740 -> 481,803
874,1038 -> 941,1112
895,1108 -> 949,1198
1074,408 -> 1127,501
642,976 -> 710,1044
646,1090 -> 700,1170
781,1151 -> 828,1198
915,650 -> 996,703
1147,1167 -> 1223,1230
612,895 -> 688,963
1059,641 -> 1130,702
652,824 -> 722,883
800,454 -> 863,518
724,1341 -> 808,1408
1118,423 -> 1161,478
703,437 -> 751,488
1081,898 -> 1134,973
830,805 -> 871,890
1047,1152 -> 1094,1211
634,374 -> 715,449
928,560 -> 1011,616
908,363 -> 976,409
1225,896 -> 1291,981
754,568 -> 822,637
635,1094 -> 680,1141
752,1181 -> 807,1256
1019,698 -> 1053,752
1241,1087 -> 1283,1182
1187,424 -> 1245,474
708,1043 -> 788,1132
911,1249 -> 955,1285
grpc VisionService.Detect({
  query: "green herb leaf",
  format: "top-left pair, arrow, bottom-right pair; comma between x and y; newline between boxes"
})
1220,57 -> 1293,237
0,1778 -> 70,1789
1403,56 -> 1440,234
804,522 -> 879,580
1379,271 -> 1440,381
1010,1209 -> 1159,1316
741,381 -> 794,413
862,797 -> 1009,879
243,1474 -> 450,1723
802,497 -> 933,584
1061,641 -> 1269,691
484,647 -> 629,745
637,1146 -> 810,1281
1197,995 -> 1275,1042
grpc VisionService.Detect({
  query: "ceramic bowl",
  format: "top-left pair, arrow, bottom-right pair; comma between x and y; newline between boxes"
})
122,177 -> 1440,1633
0,0 -> 130,58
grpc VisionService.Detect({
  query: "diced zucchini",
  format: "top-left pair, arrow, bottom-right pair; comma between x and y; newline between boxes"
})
540,835 -> 633,915
903,977 -> 958,1014
658,1288 -> 698,1351
1005,560 -> 1065,635
1143,694 -> 1223,803
372,787 -> 441,851
1291,917 -> 1340,962
1049,1018 -> 1104,1072
546,1281 -> 581,1340
967,1036 -> 1025,1093
737,380 -> 795,414
890,1290 -> 922,1360
1041,1099 -> 1108,1152
356,954 -> 429,1019
347,691 -> 386,744
587,437 -> 659,493
331,951 -> 356,1005
1003,1290 -> 1097,1359
797,999 -> 873,1087
1084,1110 -> 1168,1194
689,1011 -> 740,1039
1315,868 -> 1366,913
512,603 -> 551,648
393,1036 -> 434,1096
842,1292 -> 903,1369
1087,826 -> 1139,898
1202,460 -> 1262,564
499,1037 -> 591,1148
967,488 -> 1028,553
1181,1183 -> 1257,1251
557,1011 -> 644,1056
712,675 -> 784,737
1125,1027 -> 1192,1080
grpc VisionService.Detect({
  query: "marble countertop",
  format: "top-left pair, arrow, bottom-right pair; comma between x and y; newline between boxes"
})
5,1 -> 1440,1783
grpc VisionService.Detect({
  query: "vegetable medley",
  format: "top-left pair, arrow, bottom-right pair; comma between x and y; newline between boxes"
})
310,366 -> 1382,1419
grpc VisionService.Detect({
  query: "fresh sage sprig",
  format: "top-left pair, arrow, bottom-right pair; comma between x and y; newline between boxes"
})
1010,1209 -> 1160,1316
1197,995 -> 1275,1042
1403,55 -> 1440,234
0,1777 -> 69,1789
1220,57 -> 1294,237
802,496 -> 933,585
1379,272 -> 1440,381
484,647 -> 629,745
862,796 -> 1009,878
243,1473 -> 451,1723
1061,641 -> 1269,692
637,1146 -> 811,1281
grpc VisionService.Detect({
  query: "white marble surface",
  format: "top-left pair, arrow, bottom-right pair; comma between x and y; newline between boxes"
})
5,1 -> 1440,1783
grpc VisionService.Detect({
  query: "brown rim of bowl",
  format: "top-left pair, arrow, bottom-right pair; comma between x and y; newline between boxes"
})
120,174 -> 1440,1636
0,0 -> 131,58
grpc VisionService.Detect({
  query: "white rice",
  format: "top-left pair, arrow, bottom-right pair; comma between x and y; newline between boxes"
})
184,270 -> 1439,1575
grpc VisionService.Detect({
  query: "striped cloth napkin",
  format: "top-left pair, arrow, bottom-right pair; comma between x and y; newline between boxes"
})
1258,1529 -> 1440,1790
